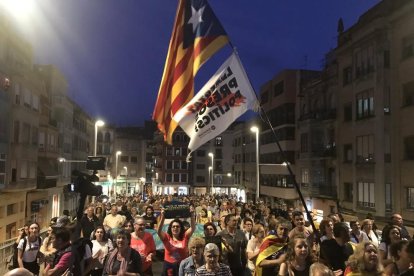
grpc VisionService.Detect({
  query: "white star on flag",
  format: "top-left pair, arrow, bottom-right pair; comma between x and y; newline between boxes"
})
187,5 -> 205,32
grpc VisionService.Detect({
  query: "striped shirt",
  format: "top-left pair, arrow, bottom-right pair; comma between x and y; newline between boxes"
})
195,263 -> 232,276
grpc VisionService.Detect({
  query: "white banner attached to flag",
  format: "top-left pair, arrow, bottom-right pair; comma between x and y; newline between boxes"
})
173,52 -> 258,161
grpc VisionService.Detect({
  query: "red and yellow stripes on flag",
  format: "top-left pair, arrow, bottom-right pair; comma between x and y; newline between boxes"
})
254,235 -> 286,276
153,0 -> 228,144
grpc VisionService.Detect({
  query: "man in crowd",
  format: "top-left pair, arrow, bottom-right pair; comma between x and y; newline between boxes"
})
350,220 -> 369,244
80,206 -> 100,239
382,213 -> 411,240
130,217 -> 156,276
288,211 -> 313,243
320,222 -> 354,275
103,205 -> 126,231
217,213 -> 248,276
142,206 -> 157,229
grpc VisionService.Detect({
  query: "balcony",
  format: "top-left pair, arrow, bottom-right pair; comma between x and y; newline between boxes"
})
308,183 -> 337,198
299,108 -> 337,122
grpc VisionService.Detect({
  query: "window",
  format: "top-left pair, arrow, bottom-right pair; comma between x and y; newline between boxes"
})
0,153 -> 5,187
358,181 -> 375,208
301,168 -> 309,184
13,121 -> 19,143
344,182 -> 353,202
384,87 -> 391,114
166,174 -> 172,182
402,34 -> 414,60
130,156 -> 137,163
197,150 -> 205,157
215,148 -> 222,159
215,136 -> 223,146
196,176 -> 205,183
23,88 -> 31,107
181,161 -> 187,170
402,81 -> 414,107
174,147 -> 181,156
384,134 -> 391,162
181,174 -> 187,183
273,81 -> 284,97
32,95 -> 39,111
356,135 -> 374,163
173,174 -> 180,182
385,183 -> 392,211
356,89 -> 374,119
343,144 -> 353,163
343,66 -> 352,86
14,83 -> 20,104
196,164 -> 205,170
300,133 -> 308,153
7,203 -> 17,216
261,91 -> 269,104
6,222 -> 16,240
344,103 -> 352,121
404,136 -> 414,160
166,147 -> 172,156
120,156 -> 129,162
104,132 -> 111,142
174,160 -> 180,169
31,127 -> 38,145
166,160 -> 172,169
354,45 -> 375,78
408,187 -> 414,209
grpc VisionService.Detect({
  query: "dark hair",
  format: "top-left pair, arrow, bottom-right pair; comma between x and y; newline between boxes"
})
243,217 -> 253,225
114,229 -> 131,246
52,227 -> 71,243
390,240 -> 409,260
167,219 -> 185,240
381,225 -> 401,245
146,206 -> 154,213
224,214 -> 235,225
319,218 -> 333,236
292,211 -> 303,219
200,208 -> 208,217
92,225 -> 109,242
203,222 -> 217,235
333,222 -> 349,238
350,221 -> 357,228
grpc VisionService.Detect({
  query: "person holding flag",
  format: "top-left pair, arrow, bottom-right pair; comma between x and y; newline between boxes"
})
255,218 -> 291,276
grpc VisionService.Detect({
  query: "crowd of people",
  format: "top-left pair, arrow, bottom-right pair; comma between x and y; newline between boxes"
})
8,193 -> 414,276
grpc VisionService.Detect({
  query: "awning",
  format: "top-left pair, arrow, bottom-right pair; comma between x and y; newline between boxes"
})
38,157 -> 59,178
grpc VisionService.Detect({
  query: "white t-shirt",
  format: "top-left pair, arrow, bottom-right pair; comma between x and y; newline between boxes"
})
246,237 -> 260,272
17,237 -> 41,262
91,240 -> 113,267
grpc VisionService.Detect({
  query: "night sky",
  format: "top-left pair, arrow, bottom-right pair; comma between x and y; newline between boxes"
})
10,0 -> 380,126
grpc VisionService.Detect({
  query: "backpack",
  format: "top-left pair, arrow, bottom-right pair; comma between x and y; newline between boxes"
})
9,236 -> 42,270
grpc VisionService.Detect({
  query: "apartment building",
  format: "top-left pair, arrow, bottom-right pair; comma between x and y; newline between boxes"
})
335,0 -> 414,221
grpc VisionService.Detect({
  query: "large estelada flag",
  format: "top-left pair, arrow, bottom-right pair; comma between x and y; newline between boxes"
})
173,52 -> 259,160
153,0 -> 228,144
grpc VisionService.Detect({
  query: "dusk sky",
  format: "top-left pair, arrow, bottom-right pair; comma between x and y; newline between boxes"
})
9,0 -> 380,126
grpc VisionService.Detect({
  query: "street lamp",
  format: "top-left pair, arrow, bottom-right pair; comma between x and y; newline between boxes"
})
115,151 -> 122,195
94,120 -> 105,156
251,126 -> 260,203
208,152 -> 214,194
124,166 -> 128,194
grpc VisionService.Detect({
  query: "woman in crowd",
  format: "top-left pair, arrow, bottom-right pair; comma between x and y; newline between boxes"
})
246,223 -> 266,275
196,208 -> 210,224
17,222 -> 43,275
378,225 -> 401,266
87,225 -> 113,276
130,206 -> 139,219
384,240 -> 414,275
95,206 -> 105,225
158,207 -> 196,276
123,219 -> 135,234
319,218 -> 334,242
195,243 -> 232,276
40,226 -> 56,269
279,234 -> 316,276
344,242 -> 383,276
103,229 -> 142,276
178,237 -> 205,276
203,222 -> 217,238
361,219 -> 379,247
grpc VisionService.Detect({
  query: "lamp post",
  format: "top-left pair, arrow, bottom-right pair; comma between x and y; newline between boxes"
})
124,166 -> 128,194
94,120 -> 105,156
115,151 -> 121,195
208,152 -> 214,194
251,126 -> 260,203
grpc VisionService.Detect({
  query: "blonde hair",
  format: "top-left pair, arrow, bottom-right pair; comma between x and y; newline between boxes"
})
346,242 -> 383,274
188,236 -> 205,250
309,263 -> 334,276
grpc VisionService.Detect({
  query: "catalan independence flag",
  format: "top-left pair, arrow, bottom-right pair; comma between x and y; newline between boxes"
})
153,0 -> 228,144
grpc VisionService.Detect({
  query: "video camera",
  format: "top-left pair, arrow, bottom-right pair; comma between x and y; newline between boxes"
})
66,170 -> 103,196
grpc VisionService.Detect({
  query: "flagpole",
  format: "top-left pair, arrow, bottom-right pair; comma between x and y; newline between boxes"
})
229,49 -> 319,242
259,106 -> 320,243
